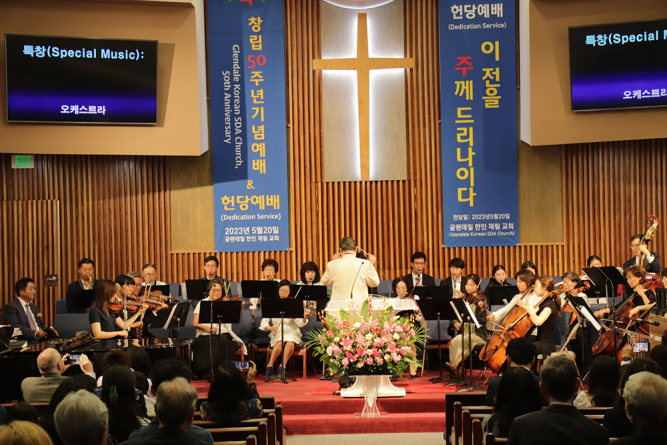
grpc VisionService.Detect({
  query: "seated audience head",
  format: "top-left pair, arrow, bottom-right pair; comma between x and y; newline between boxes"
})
491,265 -> 507,284
587,355 -> 620,407
207,363 -> 250,427
0,421 -> 53,445
260,259 -> 279,280
616,357 -> 661,407
410,252 -> 427,275
127,346 -> 152,378
277,280 -> 292,299
101,365 -> 143,442
150,359 -> 193,392
587,255 -> 602,268
392,277 -> 409,298
155,377 -> 199,429
101,349 -> 132,375
488,367 -> 543,437
662,329 -> 667,347
520,261 -> 538,276
623,371 -> 667,427
514,269 -> 536,293
539,356 -> 581,404
54,389 -> 108,445
134,371 -> 150,396
448,258 -> 465,277
204,255 -> 219,279
506,337 -> 537,368
465,274 -> 481,294
4,403 -> 38,424
649,345 -> 667,380
299,261 -> 321,284
14,277 -> 36,301
37,348 -> 62,375
339,237 -> 357,252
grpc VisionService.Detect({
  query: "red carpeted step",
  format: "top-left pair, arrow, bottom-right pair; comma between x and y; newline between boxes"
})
283,412 -> 446,435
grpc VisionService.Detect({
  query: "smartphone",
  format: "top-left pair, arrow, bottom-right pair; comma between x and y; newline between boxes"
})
305,301 -> 317,310
233,361 -> 251,372
633,342 -> 649,353
66,354 -> 82,365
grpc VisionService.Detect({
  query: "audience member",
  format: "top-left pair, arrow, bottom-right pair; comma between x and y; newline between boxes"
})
613,371 -> 667,444
649,345 -> 667,380
201,361 -> 263,427
128,347 -> 152,385
21,348 -> 94,402
508,356 -> 608,445
122,378 -> 208,445
100,365 -> 149,443
3,403 -> 38,424
97,349 -> 132,386
603,357 -> 662,438
128,360 -> 212,444
482,367 -> 542,438
0,405 -> 5,426
4,278 -> 48,341
573,355 -> 620,407
485,338 -> 545,406
39,375 -> 97,445
0,420 -> 53,445
662,328 -> 667,346
54,389 -> 108,445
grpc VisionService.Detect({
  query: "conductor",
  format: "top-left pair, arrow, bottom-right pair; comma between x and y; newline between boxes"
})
321,237 -> 380,301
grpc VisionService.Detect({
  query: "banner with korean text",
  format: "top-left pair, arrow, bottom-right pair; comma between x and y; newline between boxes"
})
209,0 -> 290,252
440,1 -> 519,247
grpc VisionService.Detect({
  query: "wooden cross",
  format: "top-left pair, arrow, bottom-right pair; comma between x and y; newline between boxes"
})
313,13 -> 414,181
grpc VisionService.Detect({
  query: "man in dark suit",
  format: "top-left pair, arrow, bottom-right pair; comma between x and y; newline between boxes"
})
4,277 -> 47,341
485,338 -> 546,406
623,234 -> 661,273
65,258 -> 99,313
402,251 -> 436,293
613,371 -> 667,445
122,377 -> 209,445
439,257 -> 466,298
508,356 -> 608,445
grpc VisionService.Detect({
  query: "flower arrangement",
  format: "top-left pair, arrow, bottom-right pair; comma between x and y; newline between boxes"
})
306,298 -> 425,376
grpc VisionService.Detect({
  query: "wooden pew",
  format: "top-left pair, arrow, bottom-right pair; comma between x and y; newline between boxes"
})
197,395 -> 275,411
445,391 -> 486,445
484,433 -> 507,445
193,411 -> 278,445
208,423 -> 267,445
214,434 -> 257,445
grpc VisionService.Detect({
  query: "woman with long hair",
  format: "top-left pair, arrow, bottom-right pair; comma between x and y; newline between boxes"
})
89,279 -> 147,339
101,365 -> 148,443
483,367 -> 543,437
574,355 -> 620,407
516,275 -> 560,357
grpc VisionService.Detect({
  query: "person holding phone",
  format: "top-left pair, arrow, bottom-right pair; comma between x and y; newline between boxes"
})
21,348 -> 95,403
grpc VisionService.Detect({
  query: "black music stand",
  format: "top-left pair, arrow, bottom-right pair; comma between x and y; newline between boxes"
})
198,300 -> 243,378
261,297 -> 306,384
486,286 -> 519,308
241,280 -> 279,309
73,290 -> 95,313
450,298 -> 483,391
414,287 -> 456,383
150,301 -> 191,338
185,280 -> 210,302
565,295 -> 601,372
584,266 -> 626,360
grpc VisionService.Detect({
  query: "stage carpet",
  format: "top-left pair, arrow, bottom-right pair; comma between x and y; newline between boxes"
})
191,371 -> 491,435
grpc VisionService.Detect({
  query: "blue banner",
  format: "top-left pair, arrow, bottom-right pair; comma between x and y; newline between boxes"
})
439,1 -> 519,247
209,0 -> 290,252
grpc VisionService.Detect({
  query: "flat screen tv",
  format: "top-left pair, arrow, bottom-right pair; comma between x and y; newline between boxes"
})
5,34 -> 158,124
568,19 -> 667,112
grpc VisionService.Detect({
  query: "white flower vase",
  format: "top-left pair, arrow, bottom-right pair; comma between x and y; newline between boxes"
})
359,376 -> 382,417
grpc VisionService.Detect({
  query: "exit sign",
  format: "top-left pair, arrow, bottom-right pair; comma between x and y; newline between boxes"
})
11,155 -> 34,169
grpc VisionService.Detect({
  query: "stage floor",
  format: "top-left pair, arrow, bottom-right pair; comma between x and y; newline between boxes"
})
191,371 -> 491,435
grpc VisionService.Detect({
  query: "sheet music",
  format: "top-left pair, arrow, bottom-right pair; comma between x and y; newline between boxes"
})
578,305 -> 601,331
162,305 -> 179,330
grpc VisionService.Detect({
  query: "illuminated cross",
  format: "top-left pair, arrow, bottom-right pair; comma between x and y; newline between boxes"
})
313,13 -> 414,181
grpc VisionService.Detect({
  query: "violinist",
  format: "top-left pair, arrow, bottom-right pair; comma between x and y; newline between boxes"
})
393,277 -> 424,379
141,263 -> 166,286
260,280 -> 311,381
444,274 -> 488,379
516,276 -> 560,357
560,272 -> 589,310
623,234 -> 661,273
89,279 -> 148,339
402,252 -> 436,293
594,265 -> 656,320
485,265 -> 511,290
125,272 -> 168,339
192,277 -> 247,375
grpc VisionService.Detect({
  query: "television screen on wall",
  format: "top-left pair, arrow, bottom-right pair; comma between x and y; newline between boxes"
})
569,19 -> 667,112
5,34 -> 158,124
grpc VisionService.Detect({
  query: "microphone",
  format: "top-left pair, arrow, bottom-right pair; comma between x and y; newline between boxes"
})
350,262 -> 364,299
617,315 -> 661,326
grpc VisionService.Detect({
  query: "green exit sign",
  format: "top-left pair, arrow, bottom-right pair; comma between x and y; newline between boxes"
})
11,155 -> 34,169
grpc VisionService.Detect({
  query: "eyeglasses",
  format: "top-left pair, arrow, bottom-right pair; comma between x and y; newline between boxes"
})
413,262 -> 426,266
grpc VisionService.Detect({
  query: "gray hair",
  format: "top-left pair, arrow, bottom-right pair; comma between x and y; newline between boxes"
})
37,348 -> 61,373
55,389 -> 108,445
623,371 -> 667,424
155,377 -> 199,427
339,237 -> 357,251
126,271 -> 142,279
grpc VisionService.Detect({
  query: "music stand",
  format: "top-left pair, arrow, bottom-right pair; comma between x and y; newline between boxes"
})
184,280 -> 210,301
241,280 -> 279,309
486,286 -> 519,308
584,266 -> 626,360
261,297 -> 306,384
150,301 -> 191,338
198,300 -> 243,378
415,287 -> 457,383
564,295 -> 601,370
449,298 -> 483,391
73,290 -> 95,313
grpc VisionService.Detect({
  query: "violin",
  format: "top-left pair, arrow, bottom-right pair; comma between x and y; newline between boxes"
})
108,297 -> 149,314
467,290 -> 488,311
560,281 -> 591,326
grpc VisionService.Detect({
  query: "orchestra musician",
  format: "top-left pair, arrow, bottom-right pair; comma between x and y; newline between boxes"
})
444,274 -> 488,379
297,261 -> 323,285
623,234 -> 661,273
440,258 -> 466,298
488,270 -> 539,341
259,280 -> 311,381
516,276 -> 560,358
191,277 -> 247,375
202,255 -> 221,280
587,255 -> 602,268
320,237 -> 379,301
485,265 -> 511,290
593,265 -> 656,320
121,273 -> 168,339
65,258 -> 99,314
141,263 -> 166,286
393,277 -> 425,379
89,279 -> 148,339
520,261 -> 538,277
402,252 -> 436,293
